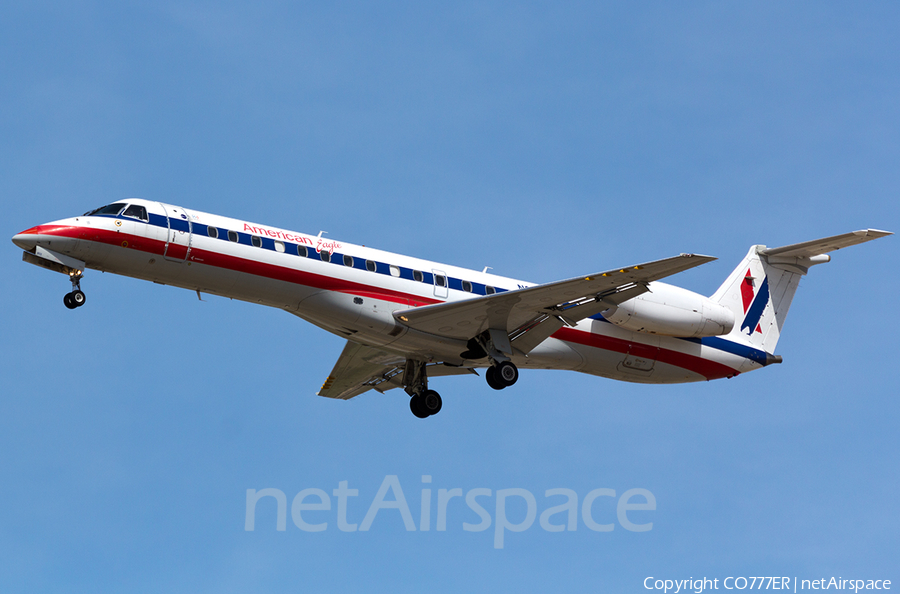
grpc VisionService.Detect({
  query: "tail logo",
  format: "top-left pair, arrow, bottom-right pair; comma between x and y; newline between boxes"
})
740,271 -> 769,335
740,270 -> 755,313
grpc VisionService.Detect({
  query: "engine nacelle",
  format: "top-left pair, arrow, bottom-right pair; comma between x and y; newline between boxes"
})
602,282 -> 735,338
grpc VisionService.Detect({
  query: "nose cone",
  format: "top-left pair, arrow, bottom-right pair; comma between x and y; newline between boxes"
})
12,226 -> 40,251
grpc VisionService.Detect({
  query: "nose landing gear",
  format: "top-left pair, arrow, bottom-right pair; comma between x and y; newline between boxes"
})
63,271 -> 86,309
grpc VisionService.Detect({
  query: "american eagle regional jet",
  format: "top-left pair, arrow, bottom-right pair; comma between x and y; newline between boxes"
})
12,200 -> 891,418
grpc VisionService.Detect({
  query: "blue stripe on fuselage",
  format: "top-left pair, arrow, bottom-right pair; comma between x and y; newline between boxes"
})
92,210 -> 510,297
681,336 -> 770,365
98,209 -> 773,366
589,313 -> 771,365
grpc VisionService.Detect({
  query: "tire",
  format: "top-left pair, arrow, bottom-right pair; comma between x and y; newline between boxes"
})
64,293 -> 77,309
422,390 -> 442,415
497,361 -> 518,386
72,290 -> 86,307
410,396 -> 429,418
485,366 -> 505,390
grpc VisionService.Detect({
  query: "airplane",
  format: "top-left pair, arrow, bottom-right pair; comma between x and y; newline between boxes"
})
12,199 -> 891,418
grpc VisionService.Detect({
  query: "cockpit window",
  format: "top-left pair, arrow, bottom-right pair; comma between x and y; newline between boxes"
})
122,204 -> 148,221
84,203 -> 127,217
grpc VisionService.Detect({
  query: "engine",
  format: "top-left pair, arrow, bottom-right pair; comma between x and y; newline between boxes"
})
601,282 -> 735,338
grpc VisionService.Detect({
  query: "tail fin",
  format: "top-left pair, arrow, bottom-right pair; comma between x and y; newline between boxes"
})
711,229 -> 891,353
710,245 -> 801,353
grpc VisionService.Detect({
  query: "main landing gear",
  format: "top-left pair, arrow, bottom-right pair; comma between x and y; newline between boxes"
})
401,353 -> 519,418
485,361 -> 518,390
63,271 -> 86,310
410,390 -> 442,419
464,330 -> 520,391
404,360 -> 443,419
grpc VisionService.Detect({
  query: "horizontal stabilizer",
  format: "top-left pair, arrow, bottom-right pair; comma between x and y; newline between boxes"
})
761,229 -> 892,258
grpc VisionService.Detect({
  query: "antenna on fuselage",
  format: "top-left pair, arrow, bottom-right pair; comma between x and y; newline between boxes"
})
317,231 -> 327,238
482,266 -> 492,274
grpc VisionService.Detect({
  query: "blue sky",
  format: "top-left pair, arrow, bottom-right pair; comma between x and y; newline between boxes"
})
2,2 -> 898,592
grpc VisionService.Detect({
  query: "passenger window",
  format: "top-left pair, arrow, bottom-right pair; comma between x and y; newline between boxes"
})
228,230 -> 239,242
298,245 -> 308,257
413,270 -> 423,282
321,251 -> 331,263
435,274 -> 446,288
122,204 -> 148,221
251,236 -> 262,248
274,241 -> 285,253
207,226 -> 219,239
366,260 -> 376,272
485,286 -> 496,295
462,280 -> 472,292
343,255 -> 354,267
389,265 -> 400,277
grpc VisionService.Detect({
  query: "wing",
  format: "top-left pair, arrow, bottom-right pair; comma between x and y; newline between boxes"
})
317,340 -> 477,400
317,341 -> 406,400
393,253 -> 716,355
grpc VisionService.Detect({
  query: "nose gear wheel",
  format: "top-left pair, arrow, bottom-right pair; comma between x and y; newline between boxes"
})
63,273 -> 86,309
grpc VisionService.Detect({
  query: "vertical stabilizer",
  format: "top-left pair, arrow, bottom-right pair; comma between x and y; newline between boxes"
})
710,229 -> 891,354
710,246 -> 800,353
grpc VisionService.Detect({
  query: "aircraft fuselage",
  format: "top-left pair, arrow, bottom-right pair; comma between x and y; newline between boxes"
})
13,199 -> 770,392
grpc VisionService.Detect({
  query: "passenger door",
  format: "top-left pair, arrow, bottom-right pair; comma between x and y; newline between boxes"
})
160,203 -> 193,262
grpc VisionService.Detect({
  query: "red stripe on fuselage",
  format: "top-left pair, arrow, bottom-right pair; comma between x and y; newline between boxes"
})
37,223 -> 742,379
551,327 -> 739,381
34,224 -> 442,307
